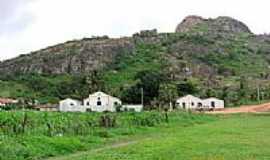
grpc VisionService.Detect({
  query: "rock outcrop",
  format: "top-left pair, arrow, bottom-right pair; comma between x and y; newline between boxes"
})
0,15 -> 261,76
176,15 -> 252,34
175,15 -> 205,33
0,37 -> 135,74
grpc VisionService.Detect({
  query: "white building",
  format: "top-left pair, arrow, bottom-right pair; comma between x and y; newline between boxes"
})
176,95 -> 225,110
203,97 -> 224,109
84,91 -> 122,112
59,98 -> 85,112
0,98 -> 18,107
176,95 -> 203,109
122,105 -> 143,112
58,92 -> 145,113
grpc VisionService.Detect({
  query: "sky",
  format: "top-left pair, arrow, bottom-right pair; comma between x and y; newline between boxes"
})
1,0 -> 270,60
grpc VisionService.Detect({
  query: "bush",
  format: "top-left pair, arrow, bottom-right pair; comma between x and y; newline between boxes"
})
99,114 -> 117,128
131,112 -> 165,127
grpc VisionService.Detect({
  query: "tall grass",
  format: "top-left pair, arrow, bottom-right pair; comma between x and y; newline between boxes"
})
0,111 -> 215,160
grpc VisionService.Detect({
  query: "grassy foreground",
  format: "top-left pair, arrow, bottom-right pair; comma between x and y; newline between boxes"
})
0,111 -> 215,160
49,114 -> 270,160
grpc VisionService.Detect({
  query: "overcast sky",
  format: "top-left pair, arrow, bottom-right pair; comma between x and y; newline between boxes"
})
1,0 -> 270,60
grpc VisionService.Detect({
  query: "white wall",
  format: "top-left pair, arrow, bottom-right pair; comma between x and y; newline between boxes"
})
59,99 -> 85,112
176,95 -> 225,110
84,92 -> 122,112
203,98 -> 224,109
122,105 -> 143,112
176,95 -> 203,109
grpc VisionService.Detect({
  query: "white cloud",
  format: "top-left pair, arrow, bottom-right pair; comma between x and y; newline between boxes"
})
1,0 -> 270,60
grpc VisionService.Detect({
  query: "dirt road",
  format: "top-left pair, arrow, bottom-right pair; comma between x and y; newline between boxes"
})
210,102 -> 270,114
46,140 -> 141,160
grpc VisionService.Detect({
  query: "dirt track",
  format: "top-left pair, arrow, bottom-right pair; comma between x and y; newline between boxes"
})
210,102 -> 270,114
46,140 -> 140,160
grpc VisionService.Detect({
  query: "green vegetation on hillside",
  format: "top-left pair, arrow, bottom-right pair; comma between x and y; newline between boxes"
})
1,31 -> 270,107
102,43 -> 166,93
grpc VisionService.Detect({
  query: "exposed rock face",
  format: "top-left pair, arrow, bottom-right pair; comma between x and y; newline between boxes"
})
175,15 -> 205,33
0,37 -> 135,74
213,16 -> 252,33
176,15 -> 252,34
0,15 -> 257,76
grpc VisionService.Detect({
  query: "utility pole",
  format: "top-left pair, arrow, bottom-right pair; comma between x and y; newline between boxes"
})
168,86 -> 172,112
257,84 -> 260,103
169,96 -> 172,112
256,78 -> 261,103
141,88 -> 144,107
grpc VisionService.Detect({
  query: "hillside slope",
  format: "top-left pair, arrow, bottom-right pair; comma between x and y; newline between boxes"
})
1,16 -> 270,106
0,37 -> 134,74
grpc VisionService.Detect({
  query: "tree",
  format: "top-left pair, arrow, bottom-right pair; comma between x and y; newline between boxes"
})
121,70 -> 167,106
221,86 -> 239,106
239,76 -> 248,98
205,88 -> 216,97
177,79 -> 198,96
135,70 -> 166,106
121,85 -> 141,104
85,70 -> 105,93
158,83 -> 178,111
55,72 -> 105,101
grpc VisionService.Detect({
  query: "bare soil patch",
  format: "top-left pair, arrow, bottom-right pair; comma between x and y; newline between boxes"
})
209,102 -> 270,114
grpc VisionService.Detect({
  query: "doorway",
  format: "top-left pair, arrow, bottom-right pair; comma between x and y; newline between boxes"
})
211,101 -> 215,108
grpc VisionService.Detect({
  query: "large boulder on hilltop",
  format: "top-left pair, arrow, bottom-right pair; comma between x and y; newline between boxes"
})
175,15 -> 205,33
176,15 -> 252,34
213,16 -> 252,33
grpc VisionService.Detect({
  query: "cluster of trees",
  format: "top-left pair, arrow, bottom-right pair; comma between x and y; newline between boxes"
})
0,70 -> 268,109
120,70 -> 200,110
0,72 -> 105,104
120,70 -> 270,109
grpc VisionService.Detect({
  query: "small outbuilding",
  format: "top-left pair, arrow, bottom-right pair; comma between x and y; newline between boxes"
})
59,98 -> 85,112
0,98 -> 18,107
122,105 -> 143,112
176,95 -> 203,109
34,104 -> 58,112
203,97 -> 224,109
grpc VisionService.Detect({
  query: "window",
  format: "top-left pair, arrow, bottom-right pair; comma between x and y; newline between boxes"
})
86,102 -> 90,106
211,101 -> 215,108
191,102 -> 194,106
114,102 -> 118,106
97,101 -> 102,106
198,102 -> 202,107
70,103 -> 74,106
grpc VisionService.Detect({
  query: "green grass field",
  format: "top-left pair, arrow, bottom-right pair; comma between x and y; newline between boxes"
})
49,114 -> 270,160
0,112 -> 269,160
0,111 -> 214,160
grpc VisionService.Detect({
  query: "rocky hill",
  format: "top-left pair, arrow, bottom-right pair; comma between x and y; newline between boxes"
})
0,16 -> 264,76
0,36 -> 135,74
1,15 -> 270,106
